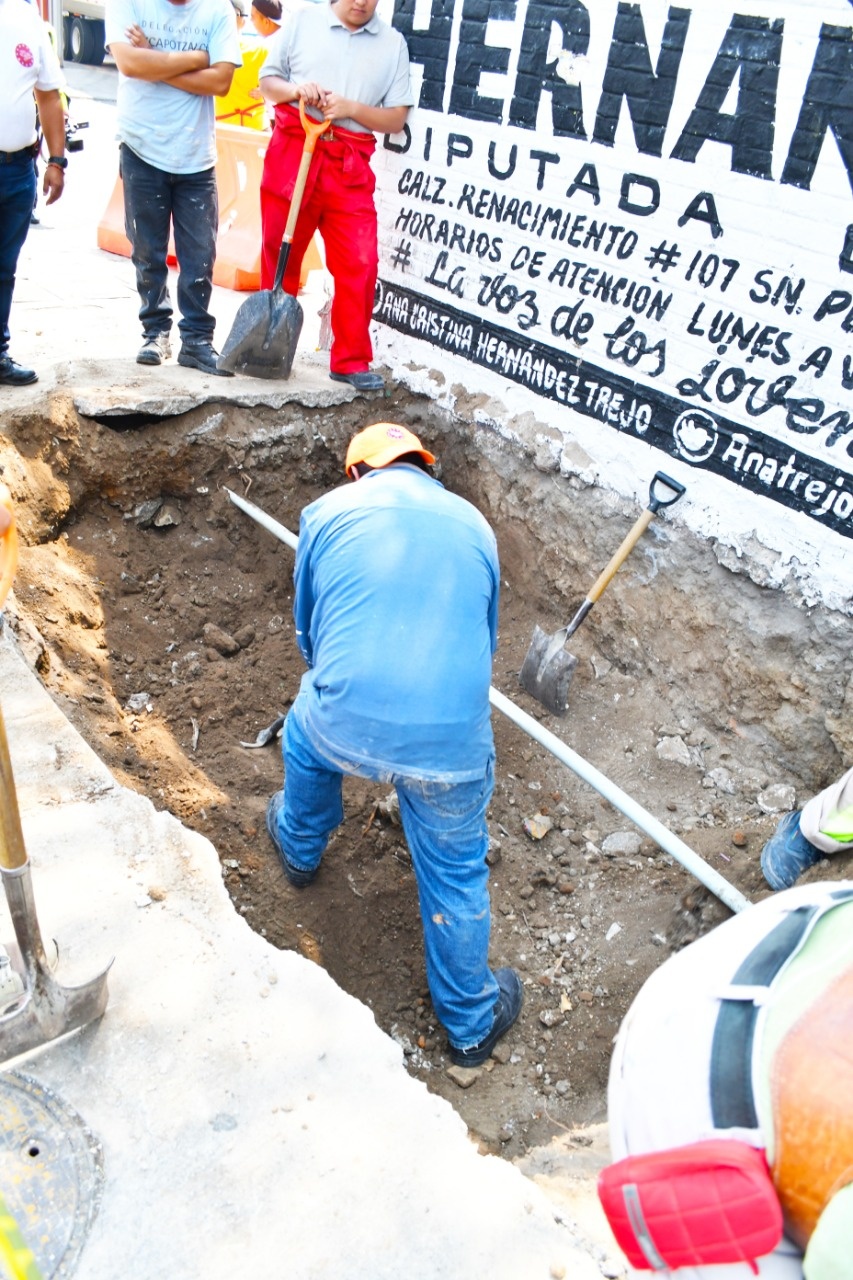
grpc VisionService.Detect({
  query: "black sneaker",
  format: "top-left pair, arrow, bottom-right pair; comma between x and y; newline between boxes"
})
329,370 -> 384,391
137,333 -> 172,366
178,342 -> 234,377
265,791 -> 319,887
448,967 -> 524,1067
0,355 -> 37,386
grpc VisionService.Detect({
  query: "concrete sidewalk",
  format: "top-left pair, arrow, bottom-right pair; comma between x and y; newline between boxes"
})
1,68 -> 620,1280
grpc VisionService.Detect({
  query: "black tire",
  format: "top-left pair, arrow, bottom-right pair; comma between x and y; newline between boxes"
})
88,19 -> 107,66
68,16 -> 94,63
62,15 -> 73,59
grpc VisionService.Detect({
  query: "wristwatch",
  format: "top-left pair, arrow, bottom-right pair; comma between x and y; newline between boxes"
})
47,155 -> 68,170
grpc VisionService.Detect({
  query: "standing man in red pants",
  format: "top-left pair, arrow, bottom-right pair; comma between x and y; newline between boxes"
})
258,0 -> 412,391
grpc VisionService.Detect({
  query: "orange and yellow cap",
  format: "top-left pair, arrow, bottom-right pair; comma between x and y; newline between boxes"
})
344,423 -> 435,478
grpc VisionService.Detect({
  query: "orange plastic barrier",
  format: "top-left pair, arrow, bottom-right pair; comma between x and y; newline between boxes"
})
97,123 -> 322,293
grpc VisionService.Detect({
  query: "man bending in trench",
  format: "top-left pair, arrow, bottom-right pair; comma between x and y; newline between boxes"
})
265,422 -> 523,1067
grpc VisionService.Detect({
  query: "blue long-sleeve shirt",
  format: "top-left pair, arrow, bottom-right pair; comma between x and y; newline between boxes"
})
292,464 -> 499,782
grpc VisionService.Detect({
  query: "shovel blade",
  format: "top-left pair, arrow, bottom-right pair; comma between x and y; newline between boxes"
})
0,963 -> 111,1064
518,624 -> 578,716
217,289 -> 303,379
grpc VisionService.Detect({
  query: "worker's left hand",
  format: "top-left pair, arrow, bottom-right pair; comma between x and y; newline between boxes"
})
42,164 -> 64,205
320,93 -> 353,122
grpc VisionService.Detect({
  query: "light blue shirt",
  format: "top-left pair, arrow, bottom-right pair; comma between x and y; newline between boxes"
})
106,0 -> 241,172
293,465 -> 499,782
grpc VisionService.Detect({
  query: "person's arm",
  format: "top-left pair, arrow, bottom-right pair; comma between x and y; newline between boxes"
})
111,32 -> 209,80
259,76 -> 327,107
292,520 -> 316,669
165,63 -> 236,96
33,88 -> 66,205
318,96 -> 408,135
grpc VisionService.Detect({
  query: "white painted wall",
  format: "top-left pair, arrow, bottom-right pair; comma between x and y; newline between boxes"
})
371,0 -> 853,611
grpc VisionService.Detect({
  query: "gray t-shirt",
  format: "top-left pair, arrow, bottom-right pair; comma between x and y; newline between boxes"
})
106,0 -> 241,172
260,3 -> 412,134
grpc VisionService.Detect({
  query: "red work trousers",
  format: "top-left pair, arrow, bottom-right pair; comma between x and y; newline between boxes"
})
260,108 -> 378,375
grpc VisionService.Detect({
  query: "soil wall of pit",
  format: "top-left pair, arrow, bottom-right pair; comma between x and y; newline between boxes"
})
4,389 -> 850,788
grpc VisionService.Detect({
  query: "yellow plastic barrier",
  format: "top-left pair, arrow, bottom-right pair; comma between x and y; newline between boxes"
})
97,123 -> 322,293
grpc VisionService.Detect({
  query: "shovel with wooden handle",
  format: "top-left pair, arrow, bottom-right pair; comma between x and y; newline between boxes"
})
0,487 -> 111,1063
217,99 -> 330,378
519,471 -> 686,717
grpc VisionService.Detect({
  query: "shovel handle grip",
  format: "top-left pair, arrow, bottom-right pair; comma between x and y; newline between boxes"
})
0,485 -> 17,611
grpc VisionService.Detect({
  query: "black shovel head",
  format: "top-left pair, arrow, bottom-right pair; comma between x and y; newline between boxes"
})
217,287 -> 303,379
518,624 -> 578,716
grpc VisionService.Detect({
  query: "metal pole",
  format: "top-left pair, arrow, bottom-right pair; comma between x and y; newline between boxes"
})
224,488 -> 753,916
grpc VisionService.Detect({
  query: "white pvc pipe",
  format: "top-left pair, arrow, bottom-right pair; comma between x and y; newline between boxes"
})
224,488 -> 752,915
489,688 -> 750,914
225,488 -> 299,551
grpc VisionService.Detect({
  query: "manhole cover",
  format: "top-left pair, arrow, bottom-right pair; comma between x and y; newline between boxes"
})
0,1071 -> 103,1278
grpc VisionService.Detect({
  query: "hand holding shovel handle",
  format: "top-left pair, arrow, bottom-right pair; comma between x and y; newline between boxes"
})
0,489 -> 111,1062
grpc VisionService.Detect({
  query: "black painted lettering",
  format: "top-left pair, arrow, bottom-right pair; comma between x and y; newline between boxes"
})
593,3 -> 690,157
508,0 -> 590,135
800,347 -> 833,378
677,192 -> 723,239
671,14 -> 782,179
488,141 -> 517,180
750,269 -> 773,304
782,23 -> 853,195
447,134 -> 474,166
618,173 -> 661,216
392,0 -> 452,112
384,124 -> 411,154
529,150 -> 560,190
449,0 -> 515,123
566,163 -> 601,204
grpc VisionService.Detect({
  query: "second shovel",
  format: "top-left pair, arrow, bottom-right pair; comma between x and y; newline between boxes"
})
519,471 -> 686,716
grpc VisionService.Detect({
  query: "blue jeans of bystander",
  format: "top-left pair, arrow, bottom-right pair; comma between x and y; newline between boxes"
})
0,153 -> 37,356
272,699 -> 501,1050
119,143 -> 218,345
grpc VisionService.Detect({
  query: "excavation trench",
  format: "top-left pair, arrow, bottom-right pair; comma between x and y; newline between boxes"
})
2,386 -> 849,1158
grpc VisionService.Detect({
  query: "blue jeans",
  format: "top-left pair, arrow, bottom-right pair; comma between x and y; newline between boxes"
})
273,701 -> 500,1049
120,143 -> 218,345
0,153 -> 37,357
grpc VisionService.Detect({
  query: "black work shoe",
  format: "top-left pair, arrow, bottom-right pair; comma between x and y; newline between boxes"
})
329,370 -> 384,391
448,967 -> 524,1067
0,356 -> 37,386
265,791 -> 319,887
137,333 -> 172,366
178,342 -> 234,377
